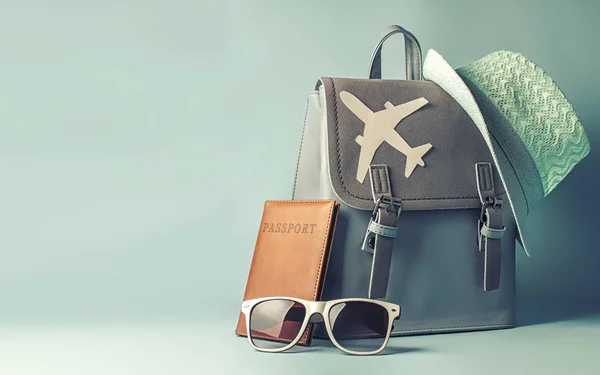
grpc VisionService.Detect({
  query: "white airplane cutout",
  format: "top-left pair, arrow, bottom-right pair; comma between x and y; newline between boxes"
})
339,91 -> 433,183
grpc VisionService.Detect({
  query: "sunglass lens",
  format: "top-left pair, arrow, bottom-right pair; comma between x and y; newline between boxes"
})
249,299 -> 307,350
329,301 -> 389,353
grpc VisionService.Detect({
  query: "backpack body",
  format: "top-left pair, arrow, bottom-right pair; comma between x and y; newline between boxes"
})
292,76 -> 517,337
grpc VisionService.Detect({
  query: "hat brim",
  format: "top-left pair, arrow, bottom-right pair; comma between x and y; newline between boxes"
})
423,49 -> 531,256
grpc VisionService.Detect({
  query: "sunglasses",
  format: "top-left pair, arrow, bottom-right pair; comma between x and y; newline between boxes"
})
240,297 -> 401,355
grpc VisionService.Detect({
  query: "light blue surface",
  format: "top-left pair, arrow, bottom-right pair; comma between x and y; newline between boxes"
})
2,314 -> 600,374
1,0 -> 599,373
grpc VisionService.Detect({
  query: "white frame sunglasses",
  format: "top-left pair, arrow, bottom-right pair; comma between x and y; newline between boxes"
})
240,296 -> 401,355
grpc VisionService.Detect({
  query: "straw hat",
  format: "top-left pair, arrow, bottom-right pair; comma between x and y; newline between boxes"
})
423,49 -> 591,254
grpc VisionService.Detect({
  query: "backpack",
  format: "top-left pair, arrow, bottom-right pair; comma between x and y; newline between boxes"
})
292,25 -> 517,336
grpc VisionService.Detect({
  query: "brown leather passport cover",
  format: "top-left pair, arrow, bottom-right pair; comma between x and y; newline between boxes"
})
235,200 -> 339,346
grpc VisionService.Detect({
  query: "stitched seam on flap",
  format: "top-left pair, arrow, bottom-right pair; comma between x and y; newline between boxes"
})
331,78 -> 366,201
330,78 -> 359,199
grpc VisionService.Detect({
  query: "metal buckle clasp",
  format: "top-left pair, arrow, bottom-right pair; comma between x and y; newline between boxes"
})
371,195 -> 403,220
479,197 -> 502,223
362,196 -> 403,253
478,197 -> 503,251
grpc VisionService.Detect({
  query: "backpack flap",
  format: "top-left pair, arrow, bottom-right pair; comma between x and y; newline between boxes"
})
318,76 -> 506,211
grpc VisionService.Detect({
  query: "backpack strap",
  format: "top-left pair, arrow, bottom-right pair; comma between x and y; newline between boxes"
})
362,164 -> 402,299
476,162 -> 506,291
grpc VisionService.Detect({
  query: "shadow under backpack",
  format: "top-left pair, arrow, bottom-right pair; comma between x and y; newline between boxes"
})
292,26 -> 517,337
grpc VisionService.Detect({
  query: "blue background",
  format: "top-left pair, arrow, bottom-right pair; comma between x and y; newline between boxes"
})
1,0 -> 599,373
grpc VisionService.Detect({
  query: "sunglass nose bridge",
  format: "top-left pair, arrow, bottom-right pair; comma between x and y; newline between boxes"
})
308,313 -> 325,324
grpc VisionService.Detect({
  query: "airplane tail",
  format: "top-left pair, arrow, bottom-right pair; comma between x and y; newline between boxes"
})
404,143 -> 432,178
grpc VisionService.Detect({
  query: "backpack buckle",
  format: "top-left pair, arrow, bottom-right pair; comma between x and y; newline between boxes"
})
362,196 -> 402,253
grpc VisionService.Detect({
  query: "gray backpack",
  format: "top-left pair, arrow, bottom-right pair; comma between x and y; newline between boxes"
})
292,26 -> 517,336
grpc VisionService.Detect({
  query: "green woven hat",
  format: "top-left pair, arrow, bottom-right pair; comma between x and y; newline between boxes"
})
423,49 -> 590,255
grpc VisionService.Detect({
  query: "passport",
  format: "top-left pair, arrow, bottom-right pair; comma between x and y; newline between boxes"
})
235,200 -> 340,346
